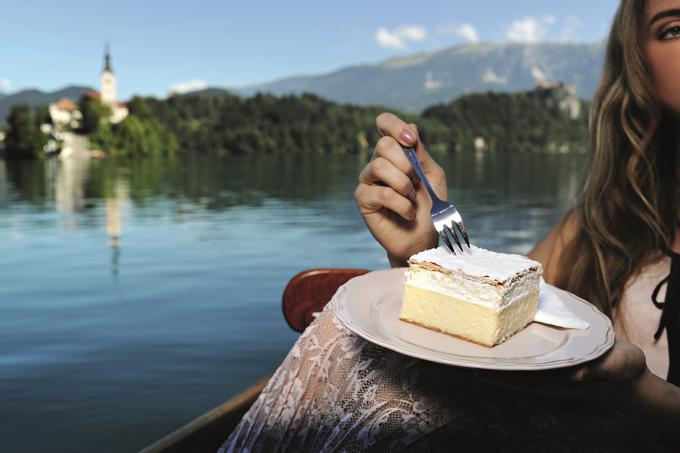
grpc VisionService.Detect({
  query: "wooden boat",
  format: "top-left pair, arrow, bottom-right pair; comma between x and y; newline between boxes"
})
140,268 -> 370,453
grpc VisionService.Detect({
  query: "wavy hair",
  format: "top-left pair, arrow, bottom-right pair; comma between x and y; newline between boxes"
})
555,0 -> 679,319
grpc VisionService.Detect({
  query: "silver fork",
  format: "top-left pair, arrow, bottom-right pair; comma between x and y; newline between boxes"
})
403,147 -> 471,253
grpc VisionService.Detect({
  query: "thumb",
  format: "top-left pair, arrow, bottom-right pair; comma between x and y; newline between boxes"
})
406,122 -> 438,173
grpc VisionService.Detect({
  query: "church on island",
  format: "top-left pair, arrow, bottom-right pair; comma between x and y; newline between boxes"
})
49,46 -> 128,129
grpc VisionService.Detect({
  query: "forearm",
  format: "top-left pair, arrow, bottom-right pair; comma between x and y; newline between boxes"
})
610,369 -> 680,444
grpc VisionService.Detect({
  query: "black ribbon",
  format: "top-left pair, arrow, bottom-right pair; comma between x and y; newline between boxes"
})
652,251 -> 680,386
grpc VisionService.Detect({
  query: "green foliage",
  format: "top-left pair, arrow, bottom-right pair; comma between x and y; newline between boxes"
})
422,89 -> 589,153
136,92 -> 394,155
89,122 -> 114,150
2,86 -> 589,159
131,88 -> 587,156
74,95 -> 176,158
79,97 -> 112,134
3,104 -> 47,159
126,96 -> 153,118
34,104 -> 51,126
90,114 -> 177,158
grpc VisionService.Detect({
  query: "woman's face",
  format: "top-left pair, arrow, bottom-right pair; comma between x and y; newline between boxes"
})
645,0 -> 680,113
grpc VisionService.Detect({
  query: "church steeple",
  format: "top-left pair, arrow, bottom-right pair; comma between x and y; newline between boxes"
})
100,42 -> 117,106
103,43 -> 113,73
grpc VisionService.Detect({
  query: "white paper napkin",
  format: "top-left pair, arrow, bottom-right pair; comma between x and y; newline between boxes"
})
534,278 -> 590,330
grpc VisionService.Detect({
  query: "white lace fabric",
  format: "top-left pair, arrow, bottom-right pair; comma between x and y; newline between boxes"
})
219,283 -> 667,452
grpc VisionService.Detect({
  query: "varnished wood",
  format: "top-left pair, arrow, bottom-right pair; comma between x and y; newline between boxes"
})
282,268 -> 371,332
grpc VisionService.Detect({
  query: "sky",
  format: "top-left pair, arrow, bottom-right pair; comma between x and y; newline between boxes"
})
0,0 -> 620,100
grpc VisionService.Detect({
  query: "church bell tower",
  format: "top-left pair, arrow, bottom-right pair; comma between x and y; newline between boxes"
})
100,43 -> 116,106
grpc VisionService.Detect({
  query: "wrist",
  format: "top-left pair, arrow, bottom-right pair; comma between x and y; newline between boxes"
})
613,368 -> 670,441
387,252 -> 408,268
603,367 -> 653,415
631,367 -> 655,401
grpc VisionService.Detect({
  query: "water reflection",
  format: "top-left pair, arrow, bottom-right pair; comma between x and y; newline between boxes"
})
0,151 -> 588,276
0,162 -> 9,209
53,156 -> 91,222
106,179 -> 128,279
0,152 -> 587,217
0,152 -> 590,258
474,149 -> 485,181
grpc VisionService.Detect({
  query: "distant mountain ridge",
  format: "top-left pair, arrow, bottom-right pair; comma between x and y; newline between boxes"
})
0,86 -> 92,124
1,41 -> 606,124
232,41 -> 606,112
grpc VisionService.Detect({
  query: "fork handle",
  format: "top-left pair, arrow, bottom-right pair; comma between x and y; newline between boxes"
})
403,147 -> 441,202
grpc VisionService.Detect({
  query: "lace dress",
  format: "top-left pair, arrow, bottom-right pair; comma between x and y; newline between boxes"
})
219,257 -> 673,452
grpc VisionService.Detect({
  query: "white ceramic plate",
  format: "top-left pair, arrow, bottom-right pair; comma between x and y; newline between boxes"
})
333,268 -> 615,370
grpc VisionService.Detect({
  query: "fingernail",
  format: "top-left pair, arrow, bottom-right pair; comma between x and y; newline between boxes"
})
400,130 -> 415,144
407,189 -> 417,202
570,367 -> 587,382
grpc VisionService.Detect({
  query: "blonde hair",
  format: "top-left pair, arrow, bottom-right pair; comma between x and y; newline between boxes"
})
556,0 -> 679,317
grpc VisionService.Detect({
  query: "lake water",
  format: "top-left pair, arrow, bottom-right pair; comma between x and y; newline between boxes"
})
0,151 -> 586,452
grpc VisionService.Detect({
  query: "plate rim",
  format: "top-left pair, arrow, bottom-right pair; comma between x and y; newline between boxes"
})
333,267 -> 616,371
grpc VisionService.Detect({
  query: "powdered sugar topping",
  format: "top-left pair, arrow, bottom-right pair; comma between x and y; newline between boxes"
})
408,245 -> 541,283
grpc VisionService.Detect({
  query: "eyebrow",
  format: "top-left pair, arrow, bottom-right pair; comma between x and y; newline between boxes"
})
649,8 -> 680,27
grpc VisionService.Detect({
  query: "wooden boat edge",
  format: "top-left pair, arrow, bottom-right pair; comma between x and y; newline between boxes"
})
139,374 -> 271,453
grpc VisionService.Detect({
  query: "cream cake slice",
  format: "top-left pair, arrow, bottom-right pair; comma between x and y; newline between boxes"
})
399,245 -> 543,347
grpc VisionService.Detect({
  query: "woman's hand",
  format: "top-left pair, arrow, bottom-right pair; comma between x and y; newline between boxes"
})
473,340 -> 649,404
354,112 -> 447,267
474,340 -> 680,443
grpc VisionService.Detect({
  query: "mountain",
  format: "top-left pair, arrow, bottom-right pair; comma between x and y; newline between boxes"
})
233,41 -> 606,113
1,41 -> 606,124
0,85 -> 92,123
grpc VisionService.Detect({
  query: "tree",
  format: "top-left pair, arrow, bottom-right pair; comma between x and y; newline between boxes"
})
126,96 -> 153,119
58,86 -> 589,158
89,122 -> 115,151
34,104 -> 51,126
79,97 -> 112,134
89,113 -> 177,158
3,104 -> 46,159
113,115 -> 176,157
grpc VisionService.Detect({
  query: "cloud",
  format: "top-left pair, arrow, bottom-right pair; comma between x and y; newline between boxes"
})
454,24 -> 479,43
0,78 -> 11,93
376,28 -> 405,49
168,79 -> 208,95
399,26 -> 427,41
375,25 -> 427,49
438,23 -> 479,43
559,15 -> 584,42
505,16 -> 555,43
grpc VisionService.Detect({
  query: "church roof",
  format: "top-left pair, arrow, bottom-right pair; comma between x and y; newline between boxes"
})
83,90 -> 101,100
53,97 -> 78,112
82,91 -> 126,109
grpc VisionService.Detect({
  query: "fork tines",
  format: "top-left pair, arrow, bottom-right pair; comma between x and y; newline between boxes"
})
439,219 -> 470,254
